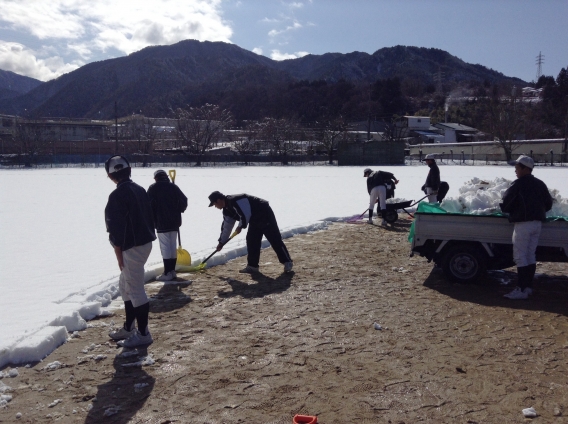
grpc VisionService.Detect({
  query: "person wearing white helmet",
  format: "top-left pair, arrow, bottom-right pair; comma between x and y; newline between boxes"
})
104,155 -> 156,347
500,155 -> 553,300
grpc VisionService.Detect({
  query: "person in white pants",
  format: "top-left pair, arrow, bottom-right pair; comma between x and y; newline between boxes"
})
147,170 -> 188,281
364,168 -> 399,225
500,155 -> 553,300
104,155 -> 156,348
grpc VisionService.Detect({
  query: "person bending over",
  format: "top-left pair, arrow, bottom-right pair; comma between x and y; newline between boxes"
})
208,191 -> 293,274
364,168 -> 399,226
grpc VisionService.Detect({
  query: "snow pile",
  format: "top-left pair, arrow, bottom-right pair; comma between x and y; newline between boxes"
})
440,177 -> 568,217
179,220 -> 330,270
0,369 -> 18,378
548,188 -> 568,217
0,381 -> 12,407
441,177 -> 511,215
0,327 -> 68,369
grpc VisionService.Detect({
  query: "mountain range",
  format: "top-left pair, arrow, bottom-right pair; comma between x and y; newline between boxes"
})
0,40 -> 526,120
0,69 -> 42,102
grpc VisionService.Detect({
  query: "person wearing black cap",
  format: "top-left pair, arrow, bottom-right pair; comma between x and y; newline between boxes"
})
500,155 -> 553,300
104,155 -> 156,347
147,170 -> 188,281
422,154 -> 440,203
363,168 -> 399,225
208,191 -> 293,274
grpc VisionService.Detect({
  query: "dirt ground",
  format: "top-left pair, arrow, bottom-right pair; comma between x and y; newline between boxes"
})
2,216 -> 568,424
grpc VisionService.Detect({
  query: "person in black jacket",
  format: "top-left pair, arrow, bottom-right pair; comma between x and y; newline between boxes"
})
422,154 -> 440,203
363,168 -> 399,225
104,155 -> 156,348
147,170 -> 188,281
500,155 -> 553,300
208,191 -> 293,274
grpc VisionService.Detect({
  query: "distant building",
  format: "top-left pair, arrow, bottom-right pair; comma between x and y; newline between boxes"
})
433,122 -> 485,143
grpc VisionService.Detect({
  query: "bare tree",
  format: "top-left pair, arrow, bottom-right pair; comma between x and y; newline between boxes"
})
259,117 -> 299,165
14,119 -> 48,167
315,115 -> 349,164
480,98 -> 525,161
232,121 -> 262,165
175,104 -> 234,166
382,115 -> 407,143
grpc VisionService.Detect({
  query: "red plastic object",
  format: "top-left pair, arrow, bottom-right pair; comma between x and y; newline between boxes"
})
293,414 -> 318,424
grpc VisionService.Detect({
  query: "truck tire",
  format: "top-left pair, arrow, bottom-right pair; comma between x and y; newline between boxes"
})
384,210 -> 398,223
441,244 -> 486,284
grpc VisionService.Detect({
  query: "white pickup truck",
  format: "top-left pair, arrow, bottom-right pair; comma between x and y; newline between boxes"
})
410,212 -> 568,283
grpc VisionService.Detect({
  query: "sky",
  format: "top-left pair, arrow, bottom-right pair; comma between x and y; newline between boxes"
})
0,0 -> 566,83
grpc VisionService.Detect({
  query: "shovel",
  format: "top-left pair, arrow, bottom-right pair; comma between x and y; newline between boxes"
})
168,169 -> 192,266
176,231 -> 239,272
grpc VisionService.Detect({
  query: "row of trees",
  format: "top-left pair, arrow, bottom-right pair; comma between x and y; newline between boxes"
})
3,105 -> 353,166
172,104 -> 351,165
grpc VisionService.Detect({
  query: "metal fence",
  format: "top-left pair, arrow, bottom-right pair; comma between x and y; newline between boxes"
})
407,151 -> 568,167
0,152 -> 338,168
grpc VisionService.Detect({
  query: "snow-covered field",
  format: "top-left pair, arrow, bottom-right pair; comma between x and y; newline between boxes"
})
1,164 -> 567,368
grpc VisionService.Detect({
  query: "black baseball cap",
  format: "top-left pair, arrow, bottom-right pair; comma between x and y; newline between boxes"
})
363,168 -> 372,175
208,191 -> 225,207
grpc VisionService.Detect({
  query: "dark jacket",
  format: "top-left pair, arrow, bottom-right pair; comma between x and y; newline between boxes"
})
147,179 -> 188,233
366,171 -> 397,194
425,162 -> 440,191
218,194 -> 271,243
105,179 -> 156,251
500,174 -> 553,223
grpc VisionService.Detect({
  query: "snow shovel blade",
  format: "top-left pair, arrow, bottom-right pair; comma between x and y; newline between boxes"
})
176,246 -> 192,266
176,231 -> 239,273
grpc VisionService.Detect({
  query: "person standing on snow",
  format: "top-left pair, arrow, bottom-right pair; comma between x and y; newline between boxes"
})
500,155 -> 553,300
364,168 -> 399,225
147,170 -> 188,282
422,154 -> 440,203
105,155 -> 156,348
208,191 -> 293,274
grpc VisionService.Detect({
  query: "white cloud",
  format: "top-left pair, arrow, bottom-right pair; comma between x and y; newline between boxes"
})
0,41 -> 82,81
270,49 -> 309,61
288,2 -> 304,9
268,21 -> 302,38
0,0 -> 233,79
252,47 -> 263,55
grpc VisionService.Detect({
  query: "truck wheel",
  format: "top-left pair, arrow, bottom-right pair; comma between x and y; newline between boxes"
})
441,244 -> 486,284
384,210 -> 398,223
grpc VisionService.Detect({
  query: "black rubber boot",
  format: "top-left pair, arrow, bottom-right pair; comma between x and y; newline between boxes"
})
526,263 -> 537,288
516,266 -> 530,290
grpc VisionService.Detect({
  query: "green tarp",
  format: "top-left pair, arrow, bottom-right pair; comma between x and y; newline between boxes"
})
407,202 -> 568,243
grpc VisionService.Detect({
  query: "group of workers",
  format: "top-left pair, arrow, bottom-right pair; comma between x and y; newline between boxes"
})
363,153 -> 441,225
103,155 -> 293,348
103,150 -> 553,347
365,153 -> 553,301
